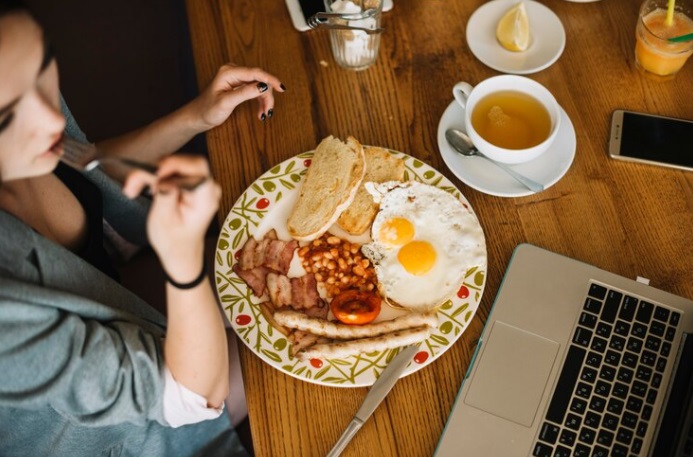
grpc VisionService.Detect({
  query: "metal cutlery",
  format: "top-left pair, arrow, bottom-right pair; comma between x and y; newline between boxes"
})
307,9 -> 384,34
61,136 -> 206,191
326,345 -> 418,457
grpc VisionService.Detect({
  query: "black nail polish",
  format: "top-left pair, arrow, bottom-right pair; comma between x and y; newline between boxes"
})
257,82 -> 268,93
280,83 -> 286,91
260,113 -> 266,121
267,109 -> 274,118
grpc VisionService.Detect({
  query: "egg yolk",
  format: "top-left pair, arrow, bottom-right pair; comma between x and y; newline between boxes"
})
379,217 -> 415,246
398,241 -> 436,276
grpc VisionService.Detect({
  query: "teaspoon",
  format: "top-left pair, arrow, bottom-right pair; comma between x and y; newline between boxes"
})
445,128 -> 545,193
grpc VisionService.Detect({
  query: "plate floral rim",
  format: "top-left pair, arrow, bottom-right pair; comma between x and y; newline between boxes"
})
214,149 -> 487,387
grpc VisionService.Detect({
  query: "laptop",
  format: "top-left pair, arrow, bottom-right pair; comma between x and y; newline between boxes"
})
435,243 -> 693,457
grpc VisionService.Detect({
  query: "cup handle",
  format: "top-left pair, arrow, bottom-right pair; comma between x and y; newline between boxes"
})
452,82 -> 473,110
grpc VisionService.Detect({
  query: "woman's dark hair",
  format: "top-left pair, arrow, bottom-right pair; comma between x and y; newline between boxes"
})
0,0 -> 28,15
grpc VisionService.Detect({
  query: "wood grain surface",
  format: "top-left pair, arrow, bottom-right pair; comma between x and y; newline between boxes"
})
185,1 -> 693,455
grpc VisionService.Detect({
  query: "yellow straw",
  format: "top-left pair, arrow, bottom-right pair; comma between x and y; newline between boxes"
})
666,0 -> 675,26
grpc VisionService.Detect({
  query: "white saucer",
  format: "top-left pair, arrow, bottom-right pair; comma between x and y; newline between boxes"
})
466,0 -> 566,75
436,100 -> 576,198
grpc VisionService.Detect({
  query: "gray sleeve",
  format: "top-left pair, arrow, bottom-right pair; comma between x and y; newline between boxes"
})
60,95 -> 151,246
0,281 -> 167,427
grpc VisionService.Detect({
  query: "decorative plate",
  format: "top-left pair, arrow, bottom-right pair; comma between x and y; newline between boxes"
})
215,149 -> 487,387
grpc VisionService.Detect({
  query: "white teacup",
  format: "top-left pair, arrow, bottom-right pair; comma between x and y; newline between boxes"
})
452,75 -> 561,165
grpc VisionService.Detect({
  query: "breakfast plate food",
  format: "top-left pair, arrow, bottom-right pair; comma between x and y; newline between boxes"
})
437,99 -> 576,198
466,0 -> 566,75
215,137 -> 487,387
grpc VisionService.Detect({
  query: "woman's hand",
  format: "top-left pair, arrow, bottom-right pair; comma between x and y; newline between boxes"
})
122,155 -> 221,283
191,64 -> 286,129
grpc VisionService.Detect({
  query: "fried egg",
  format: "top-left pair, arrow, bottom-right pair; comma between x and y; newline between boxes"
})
361,181 -> 486,311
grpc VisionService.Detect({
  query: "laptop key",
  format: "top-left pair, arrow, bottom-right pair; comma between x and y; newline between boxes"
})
636,421 -> 648,438
590,337 -> 608,353
597,429 -> 615,446
612,382 -> 629,399
622,351 -> 638,368
546,345 -> 586,424
641,405 -> 653,421
640,350 -> 656,367
636,365 -> 652,383
656,357 -> 667,373
571,398 -> 588,415
581,366 -> 598,383
646,388 -> 657,405
573,327 -> 592,347
608,335 -> 625,351
589,396 -> 606,413
585,351 -> 602,368
602,413 -> 619,431
588,283 -> 607,300
632,323 -> 648,339
598,365 -> 615,382
616,427 -> 633,445
661,341 -> 671,357
631,438 -> 643,454
595,322 -> 611,338
532,442 -> 553,457
554,445 -> 571,457
573,443 -> 590,457
665,326 -> 676,342
616,366 -> 633,384
635,301 -> 654,323
576,382 -> 592,399
602,290 -> 622,323
565,413 -> 582,431
621,411 -> 638,429
559,429 -> 576,446
652,372 -> 663,388
584,297 -> 602,314
626,336 -> 643,353
626,396 -> 643,414
670,311 -> 680,326
631,380 -> 647,397
650,320 -> 665,337
653,306 -> 670,322
645,335 -> 661,352
539,422 -> 560,444
592,445 -> 609,457
613,320 -> 630,336
579,312 -> 598,329
619,295 -> 638,322
594,381 -> 611,397
604,350 -> 621,366
585,411 -> 601,428
607,397 -> 624,415
578,427 -> 596,445
612,443 -> 629,457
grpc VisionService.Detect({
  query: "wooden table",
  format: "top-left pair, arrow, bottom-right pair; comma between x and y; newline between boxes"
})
185,1 -> 693,455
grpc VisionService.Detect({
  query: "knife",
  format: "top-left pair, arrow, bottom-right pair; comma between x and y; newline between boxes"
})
326,344 -> 419,457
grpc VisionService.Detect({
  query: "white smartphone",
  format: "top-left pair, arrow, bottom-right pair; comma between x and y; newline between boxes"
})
285,0 -> 393,31
608,110 -> 693,172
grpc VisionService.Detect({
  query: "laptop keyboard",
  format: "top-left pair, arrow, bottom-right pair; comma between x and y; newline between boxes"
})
532,283 -> 681,457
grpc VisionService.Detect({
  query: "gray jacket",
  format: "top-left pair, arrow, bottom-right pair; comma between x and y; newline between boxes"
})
0,101 -> 245,456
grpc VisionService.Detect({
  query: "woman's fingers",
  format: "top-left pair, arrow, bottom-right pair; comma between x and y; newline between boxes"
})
122,169 -> 158,198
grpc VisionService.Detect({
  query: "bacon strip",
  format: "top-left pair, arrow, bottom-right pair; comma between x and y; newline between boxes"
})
232,264 -> 270,297
266,273 -> 293,307
273,309 -> 438,340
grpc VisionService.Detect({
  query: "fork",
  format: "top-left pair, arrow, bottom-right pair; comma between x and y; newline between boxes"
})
307,9 -> 384,34
61,136 -> 207,191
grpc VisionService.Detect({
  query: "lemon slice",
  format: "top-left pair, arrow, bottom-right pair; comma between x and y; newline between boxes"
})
496,2 -> 530,52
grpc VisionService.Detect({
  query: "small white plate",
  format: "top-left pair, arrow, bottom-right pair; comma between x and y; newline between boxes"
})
437,100 -> 576,198
466,0 -> 566,75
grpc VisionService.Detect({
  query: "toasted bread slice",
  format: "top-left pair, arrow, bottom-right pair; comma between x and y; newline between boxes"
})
287,136 -> 366,241
337,147 -> 405,235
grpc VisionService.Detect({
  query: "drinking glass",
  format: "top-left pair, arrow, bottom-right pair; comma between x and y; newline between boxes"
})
635,0 -> 693,80
323,0 -> 383,70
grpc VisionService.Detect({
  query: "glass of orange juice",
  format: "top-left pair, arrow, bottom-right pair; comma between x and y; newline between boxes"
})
635,0 -> 693,80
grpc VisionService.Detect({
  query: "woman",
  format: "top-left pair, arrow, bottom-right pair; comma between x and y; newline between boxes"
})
0,1 -> 284,455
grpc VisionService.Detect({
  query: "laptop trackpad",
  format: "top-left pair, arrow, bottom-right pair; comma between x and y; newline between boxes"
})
464,321 -> 560,427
